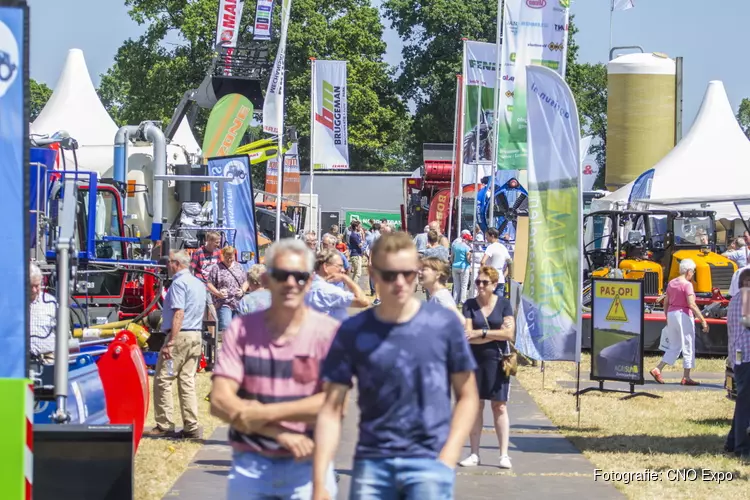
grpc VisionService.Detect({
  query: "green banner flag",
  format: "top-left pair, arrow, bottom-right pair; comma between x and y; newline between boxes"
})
202,93 -> 255,159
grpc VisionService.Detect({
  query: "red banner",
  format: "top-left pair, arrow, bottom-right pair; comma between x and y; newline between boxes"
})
428,189 -> 451,234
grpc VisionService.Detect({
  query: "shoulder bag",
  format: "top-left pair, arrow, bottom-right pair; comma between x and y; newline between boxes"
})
481,303 -> 518,378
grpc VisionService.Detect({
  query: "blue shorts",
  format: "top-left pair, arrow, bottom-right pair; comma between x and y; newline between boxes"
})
350,457 -> 455,500
227,451 -> 338,499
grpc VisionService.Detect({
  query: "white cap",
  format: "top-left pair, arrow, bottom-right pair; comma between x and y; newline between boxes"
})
475,233 -> 485,242
461,229 -> 471,236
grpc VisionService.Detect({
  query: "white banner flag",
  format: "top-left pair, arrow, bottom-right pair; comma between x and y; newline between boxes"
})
253,0 -> 273,40
262,0 -> 292,134
215,0 -> 245,75
312,60 -> 349,170
613,0 -> 634,11
497,0 -> 569,171
516,64 -> 582,361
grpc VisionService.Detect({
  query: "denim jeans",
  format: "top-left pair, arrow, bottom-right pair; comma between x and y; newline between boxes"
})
726,363 -> 750,456
227,451 -> 337,500
350,457 -> 455,500
217,305 -> 236,331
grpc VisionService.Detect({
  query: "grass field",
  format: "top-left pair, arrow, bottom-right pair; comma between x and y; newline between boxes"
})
134,373 -> 222,500
516,353 -> 748,499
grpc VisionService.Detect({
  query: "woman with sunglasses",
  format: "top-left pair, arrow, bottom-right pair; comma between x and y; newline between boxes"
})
459,266 -> 515,470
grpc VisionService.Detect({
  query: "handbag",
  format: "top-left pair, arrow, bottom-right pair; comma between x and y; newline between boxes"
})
481,308 -> 518,378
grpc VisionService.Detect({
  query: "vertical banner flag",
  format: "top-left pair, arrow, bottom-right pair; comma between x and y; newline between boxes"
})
312,60 -> 349,170
461,41 -> 496,184
253,0 -> 273,40
262,0 -> 292,134
215,0 -> 246,75
202,93 -> 254,159
208,154 -> 259,268
497,0 -> 570,170
265,142 -> 300,201
0,5 -> 31,499
516,65 -> 581,362
453,74 -> 464,197
613,0 -> 635,11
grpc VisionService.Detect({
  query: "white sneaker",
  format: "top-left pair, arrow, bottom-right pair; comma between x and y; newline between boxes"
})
498,455 -> 512,469
458,453 -> 480,467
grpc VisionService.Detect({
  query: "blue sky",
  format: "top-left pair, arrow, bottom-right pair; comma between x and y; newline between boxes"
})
28,0 -> 750,130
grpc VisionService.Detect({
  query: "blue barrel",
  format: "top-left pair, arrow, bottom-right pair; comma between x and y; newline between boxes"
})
34,355 -> 110,425
29,148 -> 57,249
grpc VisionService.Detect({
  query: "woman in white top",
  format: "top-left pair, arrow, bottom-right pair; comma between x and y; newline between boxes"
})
420,256 -> 464,322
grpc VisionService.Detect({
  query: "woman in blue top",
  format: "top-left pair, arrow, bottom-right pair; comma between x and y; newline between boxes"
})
451,230 -> 472,305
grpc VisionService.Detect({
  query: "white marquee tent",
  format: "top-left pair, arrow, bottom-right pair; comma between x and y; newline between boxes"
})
592,80 -> 750,221
31,48 -> 204,235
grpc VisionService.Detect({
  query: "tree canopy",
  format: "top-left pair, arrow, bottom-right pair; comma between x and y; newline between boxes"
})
738,98 -> 750,139
98,0 -> 411,172
30,78 -> 53,121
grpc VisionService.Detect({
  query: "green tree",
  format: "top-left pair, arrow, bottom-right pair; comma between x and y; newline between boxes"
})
383,0 -> 497,168
30,78 -> 53,121
738,98 -> 750,139
99,0 -> 410,172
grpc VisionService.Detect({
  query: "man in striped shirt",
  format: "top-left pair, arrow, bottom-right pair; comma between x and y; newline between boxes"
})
211,238 -> 339,499
725,268 -> 750,458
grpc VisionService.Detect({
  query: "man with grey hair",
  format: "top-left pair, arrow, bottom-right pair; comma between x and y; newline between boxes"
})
146,249 -> 207,439
238,264 -> 272,315
304,230 -> 318,252
211,238 -> 339,498
30,262 -> 58,363
725,237 -> 749,269
322,233 -> 350,273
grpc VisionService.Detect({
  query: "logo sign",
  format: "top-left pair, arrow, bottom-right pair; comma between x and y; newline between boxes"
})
526,0 -> 547,8
548,42 -> 564,51
214,0 -> 245,75
312,60 -> 349,170
503,75 -> 515,81
223,159 -> 248,185
505,90 -> 514,98
0,20 -> 19,97
555,23 -> 567,31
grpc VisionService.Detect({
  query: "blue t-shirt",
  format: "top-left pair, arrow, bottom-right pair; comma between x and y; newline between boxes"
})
451,240 -> 471,270
349,232 -> 363,256
321,301 -> 477,459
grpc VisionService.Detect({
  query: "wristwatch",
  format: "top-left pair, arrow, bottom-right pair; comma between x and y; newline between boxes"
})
481,328 -> 488,339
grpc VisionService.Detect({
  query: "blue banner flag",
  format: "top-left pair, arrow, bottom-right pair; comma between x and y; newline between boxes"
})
0,5 -> 28,379
208,154 -> 259,268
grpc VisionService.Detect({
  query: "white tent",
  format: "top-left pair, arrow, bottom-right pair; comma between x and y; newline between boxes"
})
592,80 -> 750,220
31,48 -> 118,148
171,116 -> 202,156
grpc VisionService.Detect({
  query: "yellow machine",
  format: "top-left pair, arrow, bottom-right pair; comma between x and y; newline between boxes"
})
584,210 -> 736,300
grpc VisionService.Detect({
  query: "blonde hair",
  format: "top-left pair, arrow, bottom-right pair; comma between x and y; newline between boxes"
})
315,249 -> 341,272
247,264 -> 266,285
421,256 -> 449,284
221,246 -> 235,259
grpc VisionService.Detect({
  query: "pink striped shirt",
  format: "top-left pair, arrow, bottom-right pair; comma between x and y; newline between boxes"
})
213,308 -> 340,456
666,278 -> 694,316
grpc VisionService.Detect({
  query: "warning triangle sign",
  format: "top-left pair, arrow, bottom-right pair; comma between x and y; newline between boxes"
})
606,295 -> 628,322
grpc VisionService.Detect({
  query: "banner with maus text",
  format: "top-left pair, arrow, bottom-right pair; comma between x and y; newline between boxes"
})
215,0 -> 245,75
515,65 -> 581,362
312,60 -> 349,170
497,0 -> 569,170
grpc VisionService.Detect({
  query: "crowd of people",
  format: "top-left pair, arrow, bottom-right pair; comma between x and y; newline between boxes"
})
140,217 -> 514,499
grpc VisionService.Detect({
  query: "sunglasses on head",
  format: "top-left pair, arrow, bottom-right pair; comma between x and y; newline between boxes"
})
475,279 -> 493,287
374,268 -> 418,283
268,268 -> 311,285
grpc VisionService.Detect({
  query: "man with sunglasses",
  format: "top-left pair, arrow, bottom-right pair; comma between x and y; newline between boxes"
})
211,239 -> 340,499
313,232 -> 479,500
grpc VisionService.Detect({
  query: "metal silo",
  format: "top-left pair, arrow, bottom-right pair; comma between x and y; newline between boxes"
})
606,53 -> 676,191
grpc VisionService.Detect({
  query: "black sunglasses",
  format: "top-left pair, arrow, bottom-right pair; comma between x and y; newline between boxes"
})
374,268 -> 418,283
475,279 -> 492,287
268,268 -> 311,285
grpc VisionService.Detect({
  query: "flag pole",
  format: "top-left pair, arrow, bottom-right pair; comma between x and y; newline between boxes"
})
309,57 -> 317,236
447,74 -> 461,245
609,0 -> 614,58
457,38 -> 468,235
489,0 -> 505,230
